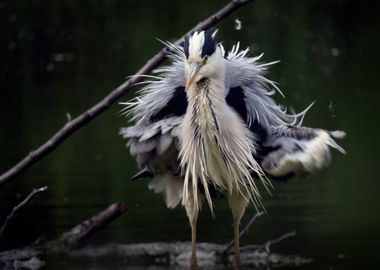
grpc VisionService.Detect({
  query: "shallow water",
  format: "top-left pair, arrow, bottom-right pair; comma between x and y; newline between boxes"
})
1,0 -> 379,269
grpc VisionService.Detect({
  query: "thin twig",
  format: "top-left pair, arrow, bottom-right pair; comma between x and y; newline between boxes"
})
239,231 -> 297,253
66,113 -> 72,122
224,211 -> 264,253
263,231 -> 296,252
0,186 -> 48,239
0,202 -> 128,263
0,0 -> 256,187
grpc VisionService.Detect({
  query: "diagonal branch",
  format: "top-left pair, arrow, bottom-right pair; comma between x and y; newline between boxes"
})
0,202 -> 128,264
223,211 -> 264,253
263,231 -> 296,252
0,186 -> 48,239
239,231 -> 297,253
47,202 -> 128,251
0,0 -> 256,187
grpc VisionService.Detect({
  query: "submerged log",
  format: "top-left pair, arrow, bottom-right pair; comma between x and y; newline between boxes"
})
47,202 -> 128,252
0,202 -> 128,269
0,206 -> 312,269
0,234 -> 312,269
69,240 -> 312,268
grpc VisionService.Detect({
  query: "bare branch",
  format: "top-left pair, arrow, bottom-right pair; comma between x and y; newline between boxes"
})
240,231 -> 297,253
0,202 -> 128,263
0,0 -> 256,187
0,186 -> 48,239
223,211 -> 264,253
48,202 -> 128,251
263,231 -> 296,252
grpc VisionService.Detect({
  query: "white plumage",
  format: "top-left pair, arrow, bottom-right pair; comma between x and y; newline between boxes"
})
180,73 -> 269,215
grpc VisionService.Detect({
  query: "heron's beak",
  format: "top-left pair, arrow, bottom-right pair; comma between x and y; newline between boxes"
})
185,62 -> 203,91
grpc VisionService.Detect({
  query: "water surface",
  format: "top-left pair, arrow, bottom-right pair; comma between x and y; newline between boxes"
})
1,0 -> 379,269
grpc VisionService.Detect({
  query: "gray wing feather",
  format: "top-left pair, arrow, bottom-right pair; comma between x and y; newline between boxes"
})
129,138 -> 157,156
157,133 -> 174,155
261,125 -> 346,177
120,117 -> 182,161
222,43 -> 346,177
119,44 -> 187,209
120,116 -> 183,208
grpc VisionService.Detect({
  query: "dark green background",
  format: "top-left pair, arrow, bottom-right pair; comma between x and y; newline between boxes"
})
1,0 -> 379,269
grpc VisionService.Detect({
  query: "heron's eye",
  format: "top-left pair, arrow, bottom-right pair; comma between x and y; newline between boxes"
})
203,56 -> 208,63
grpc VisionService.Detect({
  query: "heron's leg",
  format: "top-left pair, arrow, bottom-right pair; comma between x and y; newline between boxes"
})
190,213 -> 198,270
228,191 -> 248,269
184,195 -> 199,270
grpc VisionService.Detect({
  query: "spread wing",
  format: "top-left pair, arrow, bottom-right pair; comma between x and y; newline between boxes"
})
259,126 -> 345,178
225,43 -> 309,128
120,95 -> 185,208
224,43 -> 346,179
119,47 -> 187,208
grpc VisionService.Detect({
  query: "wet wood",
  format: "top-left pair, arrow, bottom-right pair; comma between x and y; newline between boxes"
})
69,239 -> 312,267
0,203 -> 312,269
0,231 -> 312,269
48,202 -> 128,251
0,202 -> 128,268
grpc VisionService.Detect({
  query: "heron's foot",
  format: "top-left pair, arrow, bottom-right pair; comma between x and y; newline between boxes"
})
234,252 -> 241,270
233,244 -> 241,270
190,256 -> 198,270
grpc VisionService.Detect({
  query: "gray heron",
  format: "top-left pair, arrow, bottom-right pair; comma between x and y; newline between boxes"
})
120,31 -> 345,269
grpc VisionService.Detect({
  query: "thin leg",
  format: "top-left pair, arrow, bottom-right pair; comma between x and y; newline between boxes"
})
190,216 -> 198,270
233,218 -> 241,269
228,191 -> 248,270
184,194 -> 199,270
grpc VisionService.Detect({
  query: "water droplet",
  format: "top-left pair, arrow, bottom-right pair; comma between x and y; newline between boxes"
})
337,254 -> 346,259
46,63 -> 54,72
8,42 -> 15,50
234,19 -> 242,31
330,47 -> 340,57
329,100 -> 336,117
53,53 -> 65,62
9,13 -> 17,22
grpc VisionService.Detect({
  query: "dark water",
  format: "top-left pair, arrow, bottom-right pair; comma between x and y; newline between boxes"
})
1,0 -> 379,269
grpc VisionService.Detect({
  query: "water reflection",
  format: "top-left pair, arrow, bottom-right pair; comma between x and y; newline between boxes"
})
1,0 -> 379,269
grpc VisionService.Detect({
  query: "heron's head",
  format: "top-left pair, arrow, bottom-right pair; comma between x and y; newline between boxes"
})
183,31 -> 224,91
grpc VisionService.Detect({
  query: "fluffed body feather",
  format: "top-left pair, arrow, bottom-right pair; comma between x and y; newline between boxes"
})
120,39 -> 345,213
